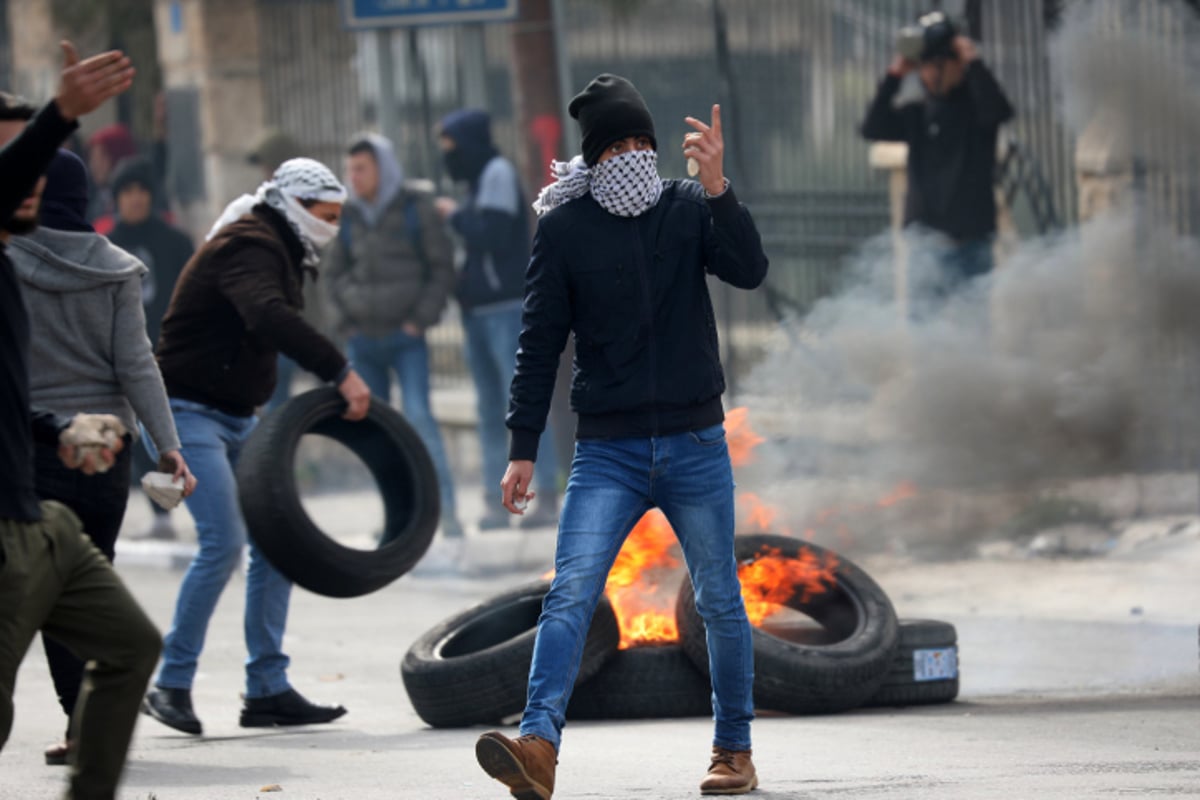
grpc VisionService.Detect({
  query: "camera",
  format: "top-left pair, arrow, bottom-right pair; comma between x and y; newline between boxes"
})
896,11 -> 958,63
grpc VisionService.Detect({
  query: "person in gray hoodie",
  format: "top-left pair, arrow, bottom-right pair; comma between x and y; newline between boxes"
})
324,132 -> 463,538
9,147 -> 195,765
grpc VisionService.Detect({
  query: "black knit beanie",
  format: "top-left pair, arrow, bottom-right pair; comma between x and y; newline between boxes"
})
110,155 -> 157,203
568,74 -> 657,167
39,149 -> 92,233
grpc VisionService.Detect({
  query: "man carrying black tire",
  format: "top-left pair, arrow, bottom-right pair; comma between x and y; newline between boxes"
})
140,158 -> 369,736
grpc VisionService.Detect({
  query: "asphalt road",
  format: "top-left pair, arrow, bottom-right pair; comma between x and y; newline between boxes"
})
3,492 -> 1199,800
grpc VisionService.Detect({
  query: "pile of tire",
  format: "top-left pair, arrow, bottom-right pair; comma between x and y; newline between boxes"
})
237,387 -> 441,598
401,533 -> 960,727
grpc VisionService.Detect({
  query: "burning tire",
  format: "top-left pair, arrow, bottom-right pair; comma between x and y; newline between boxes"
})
401,579 -> 620,728
865,619 -> 959,708
676,534 -> 899,715
237,387 -> 439,598
566,643 -> 712,720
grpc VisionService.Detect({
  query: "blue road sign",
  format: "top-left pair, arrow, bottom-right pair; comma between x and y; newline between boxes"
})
340,0 -> 518,29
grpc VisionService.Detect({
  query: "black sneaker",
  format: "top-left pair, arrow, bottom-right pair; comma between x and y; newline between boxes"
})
142,687 -> 203,735
239,688 -> 347,728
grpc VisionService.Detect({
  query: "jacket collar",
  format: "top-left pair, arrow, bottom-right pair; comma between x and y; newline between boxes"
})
252,204 -> 306,268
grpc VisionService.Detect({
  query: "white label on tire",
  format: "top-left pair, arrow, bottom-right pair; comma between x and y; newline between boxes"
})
912,647 -> 958,681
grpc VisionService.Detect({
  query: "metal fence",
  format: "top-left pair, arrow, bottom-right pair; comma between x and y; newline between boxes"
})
252,0 -> 1198,411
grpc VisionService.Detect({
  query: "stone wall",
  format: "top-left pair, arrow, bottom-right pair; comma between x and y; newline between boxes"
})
153,0 -> 266,237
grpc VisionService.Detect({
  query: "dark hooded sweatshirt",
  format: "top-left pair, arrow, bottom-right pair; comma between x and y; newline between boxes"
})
108,157 -> 195,346
1,101 -> 79,522
439,110 -> 530,312
860,60 -> 1014,242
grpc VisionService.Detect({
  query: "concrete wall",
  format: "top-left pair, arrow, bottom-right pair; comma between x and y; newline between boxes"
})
7,0 -> 113,133
153,0 -> 266,237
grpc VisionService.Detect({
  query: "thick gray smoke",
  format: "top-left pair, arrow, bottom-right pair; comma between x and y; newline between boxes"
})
736,0 -> 1200,547
1052,0 -> 1200,163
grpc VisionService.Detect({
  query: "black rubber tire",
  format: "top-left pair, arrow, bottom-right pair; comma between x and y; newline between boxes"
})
566,643 -> 712,720
866,619 -> 960,708
676,534 -> 899,715
237,387 -> 439,598
401,579 -> 620,728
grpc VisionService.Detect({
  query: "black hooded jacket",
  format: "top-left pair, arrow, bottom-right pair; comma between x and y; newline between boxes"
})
439,110 -> 530,312
1,101 -> 79,521
109,157 -> 195,345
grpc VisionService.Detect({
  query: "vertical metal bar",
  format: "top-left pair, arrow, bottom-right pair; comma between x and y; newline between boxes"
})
459,24 -> 488,110
551,0 -> 576,155
408,26 -> 440,185
377,28 -> 399,150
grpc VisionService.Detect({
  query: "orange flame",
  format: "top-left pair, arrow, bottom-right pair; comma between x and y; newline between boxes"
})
541,510 -> 683,649
739,492 -> 777,532
877,481 -> 918,508
604,509 -> 681,649
725,407 -> 765,467
539,410 -> 909,647
738,545 -> 840,627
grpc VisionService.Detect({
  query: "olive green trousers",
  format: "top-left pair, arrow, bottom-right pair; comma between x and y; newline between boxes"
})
0,500 -> 161,800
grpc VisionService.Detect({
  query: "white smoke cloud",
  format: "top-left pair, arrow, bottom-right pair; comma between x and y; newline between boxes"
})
736,0 -> 1200,550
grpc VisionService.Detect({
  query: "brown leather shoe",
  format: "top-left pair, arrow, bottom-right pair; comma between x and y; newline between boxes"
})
700,746 -> 758,795
475,730 -> 557,800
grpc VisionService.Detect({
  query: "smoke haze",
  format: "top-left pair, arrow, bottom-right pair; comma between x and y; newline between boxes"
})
736,0 -> 1200,549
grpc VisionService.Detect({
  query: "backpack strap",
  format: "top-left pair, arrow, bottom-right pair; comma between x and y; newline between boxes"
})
337,206 -> 353,254
403,194 -> 428,275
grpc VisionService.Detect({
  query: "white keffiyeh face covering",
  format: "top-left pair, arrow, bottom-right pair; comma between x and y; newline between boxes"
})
532,149 -> 663,218
207,157 -> 347,265
281,193 -> 339,249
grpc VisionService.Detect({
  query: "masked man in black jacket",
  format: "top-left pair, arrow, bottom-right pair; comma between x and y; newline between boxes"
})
861,12 -> 1014,297
473,74 -> 768,799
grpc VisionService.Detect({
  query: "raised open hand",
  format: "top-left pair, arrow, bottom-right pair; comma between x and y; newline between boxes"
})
55,40 -> 135,121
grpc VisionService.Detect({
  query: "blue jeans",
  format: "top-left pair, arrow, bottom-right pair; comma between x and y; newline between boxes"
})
939,236 -> 994,289
908,233 -> 994,322
347,330 -> 458,524
463,304 -> 559,502
146,399 -> 293,699
519,425 -> 754,751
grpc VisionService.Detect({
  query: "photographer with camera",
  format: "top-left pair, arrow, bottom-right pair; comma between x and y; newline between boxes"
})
861,12 -> 1013,296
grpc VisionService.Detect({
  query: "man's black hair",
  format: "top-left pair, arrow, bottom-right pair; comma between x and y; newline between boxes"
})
347,139 -> 377,159
0,92 -> 36,122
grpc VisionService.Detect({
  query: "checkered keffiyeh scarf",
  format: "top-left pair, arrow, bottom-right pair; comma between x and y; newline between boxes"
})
207,157 -> 347,266
532,150 -> 663,218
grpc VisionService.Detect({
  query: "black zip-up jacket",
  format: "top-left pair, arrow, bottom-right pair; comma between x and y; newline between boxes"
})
861,60 -> 1014,242
1,101 -> 78,522
506,180 -> 768,462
